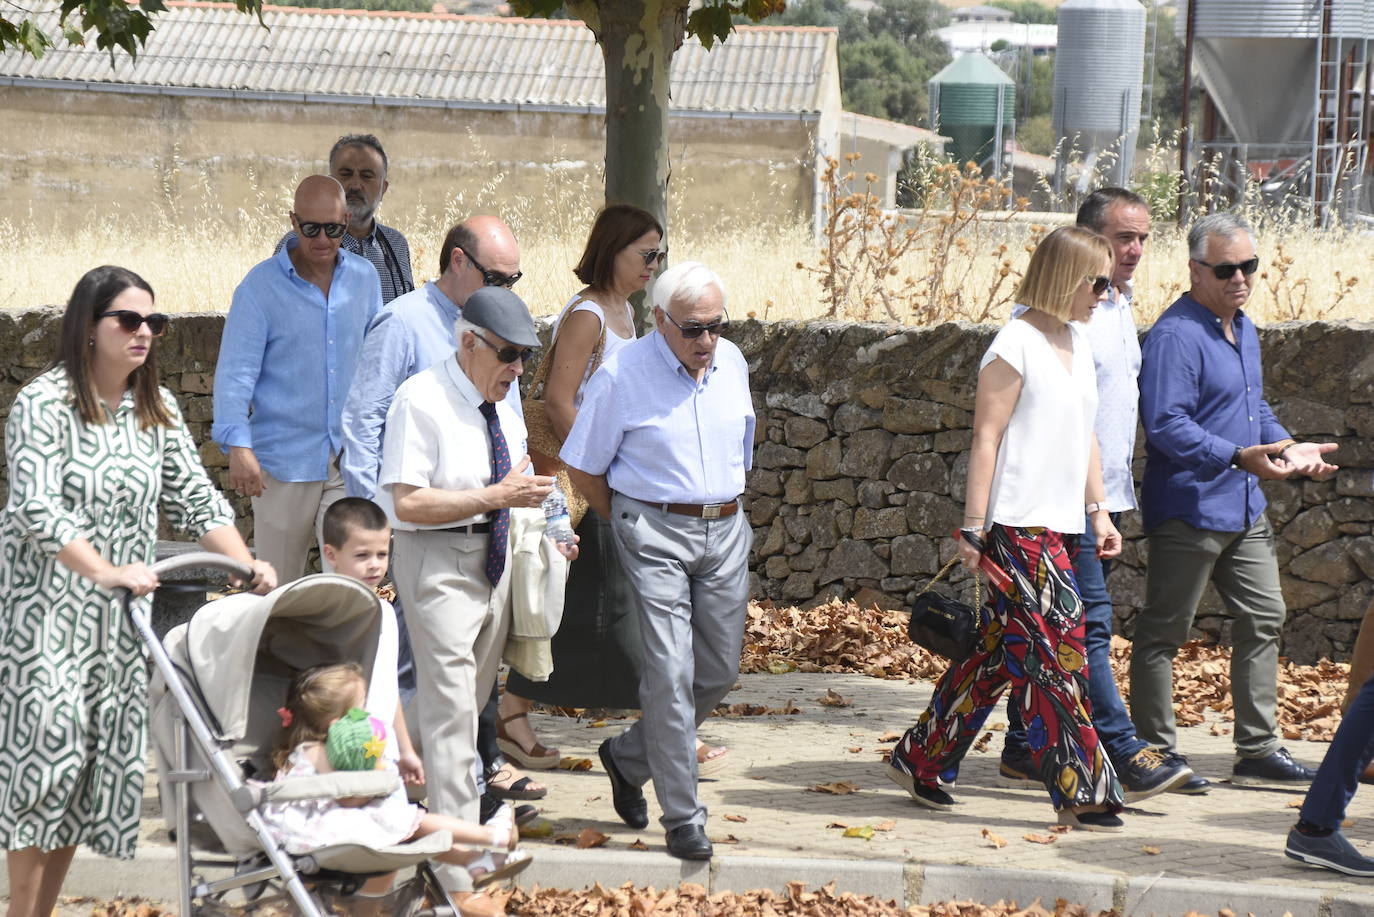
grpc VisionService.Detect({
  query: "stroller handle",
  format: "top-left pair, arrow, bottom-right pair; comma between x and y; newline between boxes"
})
117,552 -> 257,608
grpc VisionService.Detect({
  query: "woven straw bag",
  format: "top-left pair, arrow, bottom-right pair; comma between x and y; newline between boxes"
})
525,305 -> 605,529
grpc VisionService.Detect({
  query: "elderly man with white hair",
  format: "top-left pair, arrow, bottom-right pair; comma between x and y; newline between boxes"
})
563,261 -> 755,861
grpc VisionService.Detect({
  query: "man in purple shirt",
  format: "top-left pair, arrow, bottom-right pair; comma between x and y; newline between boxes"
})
1134,212 -> 1338,788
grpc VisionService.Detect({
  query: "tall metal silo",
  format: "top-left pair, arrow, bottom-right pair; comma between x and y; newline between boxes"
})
1176,0 -> 1371,220
1052,0 -> 1147,188
928,53 -> 1016,178
1178,0 -> 1363,145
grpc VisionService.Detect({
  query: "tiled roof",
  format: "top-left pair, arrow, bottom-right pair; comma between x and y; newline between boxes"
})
0,2 -> 837,114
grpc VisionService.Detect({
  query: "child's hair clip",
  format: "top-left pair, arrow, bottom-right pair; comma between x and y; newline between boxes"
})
277,706 -> 294,728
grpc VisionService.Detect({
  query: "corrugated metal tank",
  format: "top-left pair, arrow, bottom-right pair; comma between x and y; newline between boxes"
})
1176,0 -> 1368,145
928,53 -> 1015,172
1052,0 -> 1146,185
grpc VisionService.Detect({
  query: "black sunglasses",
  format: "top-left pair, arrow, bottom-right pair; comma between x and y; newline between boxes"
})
663,308 -> 730,340
296,220 -> 347,239
101,310 -> 170,336
460,247 -> 522,288
1086,275 -> 1110,296
473,331 -> 533,364
640,248 -> 668,267
1195,257 -> 1259,280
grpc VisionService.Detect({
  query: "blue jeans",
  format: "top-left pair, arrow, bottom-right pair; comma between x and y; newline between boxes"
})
1007,513 -> 1147,765
1300,671 -> 1374,829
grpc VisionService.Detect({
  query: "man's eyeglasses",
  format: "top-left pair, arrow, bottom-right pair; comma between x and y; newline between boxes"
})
663,308 -> 730,340
101,310 -> 170,336
460,247 -> 522,288
1086,275 -> 1110,296
1195,257 -> 1259,280
473,331 -> 534,364
296,220 -> 347,239
639,248 -> 668,267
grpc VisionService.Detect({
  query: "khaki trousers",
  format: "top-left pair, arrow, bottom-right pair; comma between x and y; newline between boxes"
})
250,456 -> 345,583
1129,517 -> 1286,758
394,528 -> 512,893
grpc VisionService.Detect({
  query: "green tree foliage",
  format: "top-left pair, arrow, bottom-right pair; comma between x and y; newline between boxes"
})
777,0 -> 950,126
2,0 -> 264,59
987,1 -> 1057,25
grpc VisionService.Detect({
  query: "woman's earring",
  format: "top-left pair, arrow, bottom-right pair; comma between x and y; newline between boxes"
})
88,337 -> 95,347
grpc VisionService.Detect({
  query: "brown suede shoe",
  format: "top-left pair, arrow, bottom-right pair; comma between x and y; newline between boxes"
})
1360,761 -> 1374,785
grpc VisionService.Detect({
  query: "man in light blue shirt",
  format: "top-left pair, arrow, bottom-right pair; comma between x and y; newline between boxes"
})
212,175 -> 381,582
1000,188 -> 1194,802
564,261 -> 755,862
340,215 -> 521,500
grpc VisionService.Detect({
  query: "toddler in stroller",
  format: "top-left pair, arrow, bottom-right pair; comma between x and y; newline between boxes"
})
259,661 -> 530,894
146,555 -> 525,917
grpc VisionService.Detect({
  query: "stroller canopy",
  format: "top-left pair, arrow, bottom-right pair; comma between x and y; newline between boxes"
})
180,574 -> 383,743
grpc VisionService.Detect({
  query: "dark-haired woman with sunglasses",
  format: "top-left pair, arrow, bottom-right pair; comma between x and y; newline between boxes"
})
0,266 -> 275,917
885,226 -> 1127,829
501,205 -> 737,776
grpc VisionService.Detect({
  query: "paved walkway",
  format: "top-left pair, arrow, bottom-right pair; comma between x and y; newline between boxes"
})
14,672 -> 1374,916
514,672 -> 1373,913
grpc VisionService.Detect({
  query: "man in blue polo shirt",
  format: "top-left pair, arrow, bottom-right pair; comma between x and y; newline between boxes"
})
213,174 -> 381,582
1134,211 -> 1337,788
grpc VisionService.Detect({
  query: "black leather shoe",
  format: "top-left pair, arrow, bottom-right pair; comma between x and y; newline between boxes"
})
665,824 -> 713,860
598,739 -> 649,829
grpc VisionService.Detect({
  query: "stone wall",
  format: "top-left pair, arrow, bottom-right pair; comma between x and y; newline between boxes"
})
2,309 -> 1372,663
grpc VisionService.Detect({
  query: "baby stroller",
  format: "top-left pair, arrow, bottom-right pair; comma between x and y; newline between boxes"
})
136,553 -> 463,917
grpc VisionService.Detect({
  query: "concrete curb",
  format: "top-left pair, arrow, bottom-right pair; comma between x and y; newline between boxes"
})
15,845 -> 1373,917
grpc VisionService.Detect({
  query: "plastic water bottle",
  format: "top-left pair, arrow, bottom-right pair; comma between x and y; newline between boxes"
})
542,485 -> 575,546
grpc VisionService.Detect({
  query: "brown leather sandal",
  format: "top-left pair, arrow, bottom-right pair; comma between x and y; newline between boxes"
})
496,711 -> 560,770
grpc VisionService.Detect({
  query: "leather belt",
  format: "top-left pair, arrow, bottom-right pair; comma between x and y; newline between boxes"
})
658,499 -> 740,519
440,521 -> 491,534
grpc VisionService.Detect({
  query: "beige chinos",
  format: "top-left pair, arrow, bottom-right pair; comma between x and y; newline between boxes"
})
393,527 -> 512,893
1129,516 -> 1286,758
250,454 -> 345,582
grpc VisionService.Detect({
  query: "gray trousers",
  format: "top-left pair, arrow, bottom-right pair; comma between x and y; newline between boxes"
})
1129,517 -> 1286,758
393,528 -> 512,893
606,494 -> 752,832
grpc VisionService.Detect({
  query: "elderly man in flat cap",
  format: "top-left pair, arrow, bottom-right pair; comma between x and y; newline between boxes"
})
376,287 -> 574,902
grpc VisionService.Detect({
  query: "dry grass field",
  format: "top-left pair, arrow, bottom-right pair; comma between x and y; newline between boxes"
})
2,161 -> 1371,326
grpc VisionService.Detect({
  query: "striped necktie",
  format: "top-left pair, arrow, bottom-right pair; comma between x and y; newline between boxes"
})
479,400 -> 511,587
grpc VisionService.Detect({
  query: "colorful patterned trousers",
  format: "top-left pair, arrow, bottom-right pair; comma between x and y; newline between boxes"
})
892,524 -> 1123,811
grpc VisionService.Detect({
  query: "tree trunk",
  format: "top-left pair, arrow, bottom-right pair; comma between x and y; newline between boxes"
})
575,0 -> 686,329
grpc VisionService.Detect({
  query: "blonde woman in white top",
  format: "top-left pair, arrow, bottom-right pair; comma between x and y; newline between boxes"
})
500,206 -> 727,774
886,226 -> 1127,829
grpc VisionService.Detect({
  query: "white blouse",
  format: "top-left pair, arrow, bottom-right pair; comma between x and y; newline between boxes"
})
552,295 -> 636,409
981,317 -> 1099,535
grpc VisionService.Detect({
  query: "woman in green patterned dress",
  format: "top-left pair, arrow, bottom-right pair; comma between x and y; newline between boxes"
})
0,266 -> 276,917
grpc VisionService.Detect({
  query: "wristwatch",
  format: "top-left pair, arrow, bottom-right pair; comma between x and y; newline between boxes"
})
1085,502 -> 1105,514
1229,446 -> 1243,470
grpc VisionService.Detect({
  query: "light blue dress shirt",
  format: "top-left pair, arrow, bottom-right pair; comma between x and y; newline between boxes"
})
561,331 -> 755,504
1011,282 -> 1141,511
340,281 -> 461,498
212,242 -> 381,482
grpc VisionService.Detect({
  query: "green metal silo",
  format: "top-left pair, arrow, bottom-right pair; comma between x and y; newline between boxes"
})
929,53 -> 1016,176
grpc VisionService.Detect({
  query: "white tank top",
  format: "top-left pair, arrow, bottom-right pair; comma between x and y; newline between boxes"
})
551,294 -> 636,409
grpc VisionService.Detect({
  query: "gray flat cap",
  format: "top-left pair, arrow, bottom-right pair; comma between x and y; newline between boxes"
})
462,287 -> 540,348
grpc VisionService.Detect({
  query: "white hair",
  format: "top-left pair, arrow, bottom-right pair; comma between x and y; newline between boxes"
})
453,316 -> 482,352
652,260 -> 726,317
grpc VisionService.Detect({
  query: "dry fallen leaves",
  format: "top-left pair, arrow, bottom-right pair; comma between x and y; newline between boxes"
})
981,828 -> 1008,849
553,828 -> 609,849
818,689 -> 853,707
809,781 -> 860,795
741,599 -> 1351,743
724,814 -> 749,823
557,756 -> 593,771
1023,833 -> 1057,845
843,825 -> 875,840
1142,845 -> 1162,855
